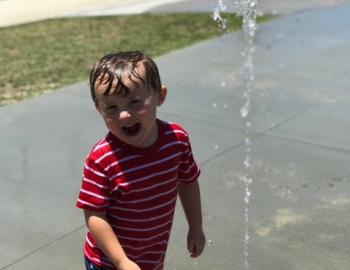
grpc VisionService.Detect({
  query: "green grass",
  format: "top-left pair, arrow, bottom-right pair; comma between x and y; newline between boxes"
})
0,13 -> 271,106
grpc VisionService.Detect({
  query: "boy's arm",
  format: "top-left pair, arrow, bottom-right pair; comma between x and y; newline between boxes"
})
177,180 -> 206,257
84,210 -> 140,270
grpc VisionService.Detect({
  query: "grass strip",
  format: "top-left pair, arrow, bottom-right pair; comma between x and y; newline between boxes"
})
0,13 -> 270,106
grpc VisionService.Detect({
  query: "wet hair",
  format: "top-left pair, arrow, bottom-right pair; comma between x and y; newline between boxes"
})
89,51 -> 162,104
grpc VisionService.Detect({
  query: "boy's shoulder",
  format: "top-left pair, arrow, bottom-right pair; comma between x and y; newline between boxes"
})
86,134 -> 118,161
159,119 -> 189,141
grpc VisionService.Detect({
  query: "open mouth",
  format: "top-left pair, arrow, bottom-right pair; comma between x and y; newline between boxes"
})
122,123 -> 141,137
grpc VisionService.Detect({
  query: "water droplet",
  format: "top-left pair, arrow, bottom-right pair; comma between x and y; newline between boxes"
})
248,19 -> 256,29
246,177 -> 253,184
212,102 -> 217,108
221,81 -> 226,87
277,187 -> 293,199
212,0 -> 227,29
220,19 -> 228,29
249,1 -> 257,8
241,176 -> 252,184
244,158 -> 251,168
223,103 -> 228,109
240,102 -> 250,118
225,181 -> 234,189
212,7 -> 220,21
214,144 -> 219,150
276,32 -> 283,39
217,0 -> 226,11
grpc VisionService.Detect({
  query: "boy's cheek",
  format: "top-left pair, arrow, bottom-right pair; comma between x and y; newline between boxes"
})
137,104 -> 155,116
137,108 -> 149,116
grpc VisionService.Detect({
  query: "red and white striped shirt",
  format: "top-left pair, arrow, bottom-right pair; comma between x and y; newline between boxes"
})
76,119 -> 200,270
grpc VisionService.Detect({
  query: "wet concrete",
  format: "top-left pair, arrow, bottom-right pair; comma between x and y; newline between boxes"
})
149,0 -> 347,15
1,1 -> 350,270
159,4 -> 350,269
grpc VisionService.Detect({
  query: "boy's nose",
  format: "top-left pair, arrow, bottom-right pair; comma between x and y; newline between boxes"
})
119,110 -> 132,120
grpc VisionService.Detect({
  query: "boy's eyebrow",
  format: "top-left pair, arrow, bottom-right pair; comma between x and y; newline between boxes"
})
129,92 -> 142,99
101,92 -> 134,104
99,101 -> 116,108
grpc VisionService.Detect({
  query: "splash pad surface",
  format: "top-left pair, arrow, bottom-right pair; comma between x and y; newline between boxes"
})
0,1 -> 350,269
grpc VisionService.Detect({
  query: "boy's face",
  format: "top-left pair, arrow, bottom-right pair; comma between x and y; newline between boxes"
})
94,67 -> 167,148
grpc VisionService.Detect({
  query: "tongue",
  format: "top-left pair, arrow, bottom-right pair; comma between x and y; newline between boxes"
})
123,123 -> 140,136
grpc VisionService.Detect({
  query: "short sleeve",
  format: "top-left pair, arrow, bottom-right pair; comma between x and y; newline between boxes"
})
76,157 -> 111,212
177,135 -> 200,183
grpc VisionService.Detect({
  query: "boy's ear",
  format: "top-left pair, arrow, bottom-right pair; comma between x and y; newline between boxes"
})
157,86 -> 167,106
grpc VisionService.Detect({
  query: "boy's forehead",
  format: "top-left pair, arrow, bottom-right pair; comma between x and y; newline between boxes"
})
95,64 -> 147,96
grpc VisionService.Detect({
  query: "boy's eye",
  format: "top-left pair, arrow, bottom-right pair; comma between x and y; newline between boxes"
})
130,100 -> 141,106
107,105 -> 118,111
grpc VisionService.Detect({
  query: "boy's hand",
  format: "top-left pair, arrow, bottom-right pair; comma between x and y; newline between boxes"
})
187,228 -> 206,258
116,258 -> 141,270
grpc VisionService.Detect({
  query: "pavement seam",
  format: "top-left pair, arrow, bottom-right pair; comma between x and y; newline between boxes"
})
0,225 -> 86,270
256,107 -> 311,136
199,106 -> 350,166
162,107 -> 345,167
199,108 -> 311,167
160,111 -> 248,133
263,133 -> 350,154
257,106 -> 350,154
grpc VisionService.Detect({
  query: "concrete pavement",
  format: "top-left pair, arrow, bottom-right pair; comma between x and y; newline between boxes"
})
1,1 -> 350,270
0,0 -> 186,28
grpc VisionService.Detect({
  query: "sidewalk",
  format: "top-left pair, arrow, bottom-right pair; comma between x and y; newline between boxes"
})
0,0 -> 346,28
1,1 -> 350,269
0,0 -> 186,28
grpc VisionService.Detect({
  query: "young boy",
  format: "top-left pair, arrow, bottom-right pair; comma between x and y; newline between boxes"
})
76,51 -> 205,270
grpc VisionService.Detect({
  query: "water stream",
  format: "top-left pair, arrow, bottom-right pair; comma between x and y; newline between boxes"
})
213,1 -> 258,269
235,2 -> 258,269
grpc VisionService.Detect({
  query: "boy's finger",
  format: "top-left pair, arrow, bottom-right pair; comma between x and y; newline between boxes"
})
190,244 -> 199,258
188,242 -> 195,257
191,242 -> 205,258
